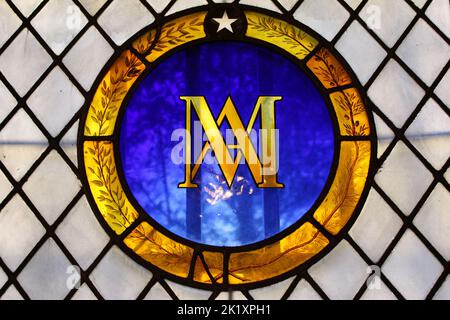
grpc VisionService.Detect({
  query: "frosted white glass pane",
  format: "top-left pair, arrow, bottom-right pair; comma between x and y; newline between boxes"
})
0,195 -> 45,271
294,0 -> 349,41
414,184 -> 450,260
396,19 -> 450,86
71,283 -> 98,300
406,99 -> 450,170
63,27 -> 113,90
22,150 -> 81,225
0,1 -> 21,48
144,282 -> 172,300
383,230 -> 443,300
249,278 -> 293,300
167,281 -> 212,300
375,142 -> 433,215
90,246 -> 152,299
336,21 -> 386,84
98,0 -> 154,45
309,241 -> 368,300
360,0 -> 415,48
31,0 -> 88,55
18,238 -> 73,300
288,280 -> 322,300
350,189 -> 402,262
56,196 -> 109,269
27,67 -> 84,137
0,29 -> 52,97
368,59 -> 424,128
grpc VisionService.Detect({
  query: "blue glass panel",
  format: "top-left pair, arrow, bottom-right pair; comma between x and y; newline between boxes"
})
120,41 -> 335,246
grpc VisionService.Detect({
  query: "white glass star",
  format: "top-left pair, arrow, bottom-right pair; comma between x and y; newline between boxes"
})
213,11 -> 237,32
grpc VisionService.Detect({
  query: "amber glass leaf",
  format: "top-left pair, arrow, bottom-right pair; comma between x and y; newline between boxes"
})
193,256 -> 210,284
124,221 -> 194,278
307,47 -> 352,89
228,223 -> 329,284
136,12 -> 207,63
132,28 -> 157,55
83,141 -> 139,234
193,251 -> 224,284
314,141 -> 371,235
84,50 -> 145,136
203,251 -> 224,284
330,88 -> 371,136
245,11 -> 318,60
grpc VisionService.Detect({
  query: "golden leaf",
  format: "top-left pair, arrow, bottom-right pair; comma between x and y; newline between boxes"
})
193,251 -> 224,284
84,50 -> 145,136
84,141 -> 139,234
314,141 -> 371,235
132,29 -> 157,55
193,256 -> 210,284
228,223 -> 329,284
307,47 -> 352,89
245,11 -> 318,60
139,12 -> 207,63
124,222 -> 194,278
330,88 -> 371,136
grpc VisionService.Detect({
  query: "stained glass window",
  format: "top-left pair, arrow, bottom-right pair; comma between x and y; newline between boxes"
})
0,0 -> 449,301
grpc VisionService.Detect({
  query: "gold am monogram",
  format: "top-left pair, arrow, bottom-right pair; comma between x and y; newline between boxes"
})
178,96 -> 284,189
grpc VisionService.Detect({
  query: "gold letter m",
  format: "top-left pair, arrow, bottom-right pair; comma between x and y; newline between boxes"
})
178,96 -> 283,189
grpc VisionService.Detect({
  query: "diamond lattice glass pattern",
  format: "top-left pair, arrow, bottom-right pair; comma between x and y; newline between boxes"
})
0,0 -> 448,300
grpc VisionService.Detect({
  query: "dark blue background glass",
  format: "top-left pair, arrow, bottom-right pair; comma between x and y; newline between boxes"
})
120,41 -> 335,246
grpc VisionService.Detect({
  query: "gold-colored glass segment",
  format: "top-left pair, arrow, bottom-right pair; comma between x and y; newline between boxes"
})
193,251 -> 224,284
330,88 -> 371,136
307,47 -> 352,89
245,11 -> 318,60
228,222 -> 329,284
124,222 -> 194,278
83,141 -> 139,234
133,12 -> 207,63
314,141 -> 371,235
84,51 -> 145,137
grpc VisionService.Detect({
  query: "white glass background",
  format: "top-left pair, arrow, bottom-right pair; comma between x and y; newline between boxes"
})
0,0 -> 449,300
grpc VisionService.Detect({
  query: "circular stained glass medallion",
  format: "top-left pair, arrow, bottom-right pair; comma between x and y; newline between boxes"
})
79,5 -> 375,289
